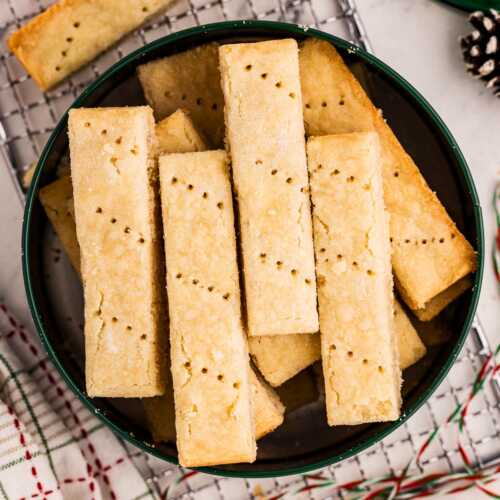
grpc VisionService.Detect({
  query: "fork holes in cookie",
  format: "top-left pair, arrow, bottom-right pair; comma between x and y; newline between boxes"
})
201,368 -> 208,374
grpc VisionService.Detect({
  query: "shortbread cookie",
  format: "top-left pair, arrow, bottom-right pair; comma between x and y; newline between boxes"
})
251,369 -> 285,439
159,150 -> 255,467
8,0 -> 174,90
69,106 -> 165,397
39,176 -> 81,274
394,300 -> 426,369
299,38 -> 476,310
155,109 -> 207,156
138,43 -> 224,146
411,275 -> 473,321
249,333 -> 320,387
307,132 -> 401,425
220,39 -> 318,336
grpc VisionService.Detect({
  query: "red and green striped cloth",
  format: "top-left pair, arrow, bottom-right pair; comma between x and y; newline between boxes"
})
0,303 -> 155,500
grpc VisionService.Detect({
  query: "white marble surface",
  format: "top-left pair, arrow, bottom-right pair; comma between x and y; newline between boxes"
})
0,0 -> 498,496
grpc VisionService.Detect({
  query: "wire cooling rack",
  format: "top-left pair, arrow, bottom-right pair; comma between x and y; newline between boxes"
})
0,0 -> 499,498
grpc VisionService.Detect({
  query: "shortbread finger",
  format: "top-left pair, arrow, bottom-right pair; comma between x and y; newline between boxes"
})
69,106 -> 165,397
160,150 -> 255,467
220,39 -> 318,337
138,43 -> 224,146
308,132 -> 401,425
249,333 -> 320,387
394,300 -> 426,369
8,0 -> 174,91
299,38 -> 476,310
411,275 -> 473,321
39,176 -> 81,274
155,109 -> 207,156
251,369 -> 285,439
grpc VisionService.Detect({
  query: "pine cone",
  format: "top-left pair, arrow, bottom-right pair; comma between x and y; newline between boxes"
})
460,9 -> 499,97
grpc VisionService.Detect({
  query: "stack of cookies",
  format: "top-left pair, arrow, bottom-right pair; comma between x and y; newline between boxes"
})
33,38 -> 475,467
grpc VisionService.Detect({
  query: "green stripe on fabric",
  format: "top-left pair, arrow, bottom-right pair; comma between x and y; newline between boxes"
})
0,480 -> 10,500
48,423 -> 104,453
131,491 -> 155,500
0,361 -> 44,394
0,450 -> 42,471
0,353 -> 57,480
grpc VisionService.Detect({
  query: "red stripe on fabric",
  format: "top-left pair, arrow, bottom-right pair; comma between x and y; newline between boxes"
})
6,403 -> 44,496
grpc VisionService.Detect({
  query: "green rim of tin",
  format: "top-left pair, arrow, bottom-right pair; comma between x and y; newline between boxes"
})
438,0 -> 500,11
22,20 -> 484,478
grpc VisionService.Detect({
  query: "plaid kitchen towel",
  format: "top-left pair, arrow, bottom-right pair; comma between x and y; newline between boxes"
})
0,302 -> 156,500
